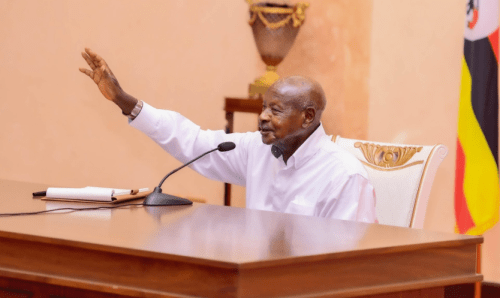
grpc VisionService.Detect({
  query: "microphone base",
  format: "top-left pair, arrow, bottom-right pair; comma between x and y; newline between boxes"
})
143,187 -> 193,206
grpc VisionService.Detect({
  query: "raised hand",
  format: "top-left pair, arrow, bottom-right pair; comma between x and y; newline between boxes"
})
79,48 -> 123,102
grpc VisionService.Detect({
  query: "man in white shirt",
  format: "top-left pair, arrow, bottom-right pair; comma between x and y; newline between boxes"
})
79,48 -> 377,223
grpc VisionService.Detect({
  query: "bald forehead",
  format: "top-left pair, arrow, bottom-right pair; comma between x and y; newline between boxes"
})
272,76 -> 313,94
267,76 -> 326,110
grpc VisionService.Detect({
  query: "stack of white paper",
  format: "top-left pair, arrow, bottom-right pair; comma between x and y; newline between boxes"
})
46,187 -> 149,202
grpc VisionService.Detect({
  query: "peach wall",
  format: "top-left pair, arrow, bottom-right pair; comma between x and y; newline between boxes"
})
279,0 -> 373,140
0,0 -> 260,205
369,0 -> 500,282
369,0 -> 464,232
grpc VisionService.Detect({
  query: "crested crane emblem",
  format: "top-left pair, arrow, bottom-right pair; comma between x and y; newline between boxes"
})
467,0 -> 479,30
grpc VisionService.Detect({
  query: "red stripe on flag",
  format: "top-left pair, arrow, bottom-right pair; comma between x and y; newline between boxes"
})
488,28 -> 499,62
455,139 -> 476,233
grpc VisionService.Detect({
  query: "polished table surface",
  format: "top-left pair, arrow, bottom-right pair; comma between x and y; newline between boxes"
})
0,179 -> 483,297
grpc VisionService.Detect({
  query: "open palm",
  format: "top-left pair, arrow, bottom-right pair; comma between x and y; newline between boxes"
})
79,48 -> 122,102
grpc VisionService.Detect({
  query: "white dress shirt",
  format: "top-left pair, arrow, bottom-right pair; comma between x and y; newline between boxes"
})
130,103 -> 377,223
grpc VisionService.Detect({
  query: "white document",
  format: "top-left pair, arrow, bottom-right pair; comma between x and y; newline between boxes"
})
46,187 -> 149,202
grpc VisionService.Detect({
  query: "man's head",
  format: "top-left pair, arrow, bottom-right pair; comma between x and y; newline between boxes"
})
258,76 -> 326,152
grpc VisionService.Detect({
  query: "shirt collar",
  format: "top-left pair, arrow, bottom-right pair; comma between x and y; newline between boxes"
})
273,123 -> 326,169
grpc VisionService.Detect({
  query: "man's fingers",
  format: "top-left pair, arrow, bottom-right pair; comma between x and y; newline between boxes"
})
79,68 -> 92,77
79,68 -> 96,80
85,47 -> 97,59
84,48 -> 99,65
81,52 -> 97,70
81,48 -> 115,86
85,47 -> 104,67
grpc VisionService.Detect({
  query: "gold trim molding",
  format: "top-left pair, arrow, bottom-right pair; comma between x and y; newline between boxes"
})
360,160 -> 424,171
354,142 -> 423,169
248,2 -> 309,29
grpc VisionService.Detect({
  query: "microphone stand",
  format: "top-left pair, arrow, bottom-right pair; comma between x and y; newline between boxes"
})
143,148 -> 219,206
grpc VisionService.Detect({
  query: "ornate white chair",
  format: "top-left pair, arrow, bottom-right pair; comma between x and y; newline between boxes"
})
332,136 -> 448,229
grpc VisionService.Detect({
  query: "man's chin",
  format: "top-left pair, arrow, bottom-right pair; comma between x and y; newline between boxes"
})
260,133 -> 274,145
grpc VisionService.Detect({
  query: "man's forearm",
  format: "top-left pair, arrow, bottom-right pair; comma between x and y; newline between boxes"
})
113,91 -> 139,115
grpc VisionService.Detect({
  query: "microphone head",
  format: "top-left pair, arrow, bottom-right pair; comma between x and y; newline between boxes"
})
217,142 -> 236,152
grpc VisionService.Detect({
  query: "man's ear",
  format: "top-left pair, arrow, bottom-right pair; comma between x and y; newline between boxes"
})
302,107 -> 316,128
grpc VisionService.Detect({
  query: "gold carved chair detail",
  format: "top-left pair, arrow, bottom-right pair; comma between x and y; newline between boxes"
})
332,136 -> 448,228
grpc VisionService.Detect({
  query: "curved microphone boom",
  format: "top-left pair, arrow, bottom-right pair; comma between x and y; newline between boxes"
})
143,142 -> 236,206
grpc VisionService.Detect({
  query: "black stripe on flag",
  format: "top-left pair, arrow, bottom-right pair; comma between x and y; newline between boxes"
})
464,37 -> 499,166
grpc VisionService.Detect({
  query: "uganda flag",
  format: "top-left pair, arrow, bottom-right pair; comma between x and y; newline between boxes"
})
455,0 -> 499,235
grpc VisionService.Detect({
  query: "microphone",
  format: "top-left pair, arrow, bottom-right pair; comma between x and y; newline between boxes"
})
218,142 -> 236,152
143,142 -> 236,206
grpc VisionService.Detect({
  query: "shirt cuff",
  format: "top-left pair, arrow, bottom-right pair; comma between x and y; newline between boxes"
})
128,102 -> 161,136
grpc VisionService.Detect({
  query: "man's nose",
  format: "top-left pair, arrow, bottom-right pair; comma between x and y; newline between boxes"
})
259,108 -> 270,122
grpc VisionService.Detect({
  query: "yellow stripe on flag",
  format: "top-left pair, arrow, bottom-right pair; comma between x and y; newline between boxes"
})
457,58 -> 500,235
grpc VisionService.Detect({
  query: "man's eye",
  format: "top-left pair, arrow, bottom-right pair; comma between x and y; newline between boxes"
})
271,108 -> 280,113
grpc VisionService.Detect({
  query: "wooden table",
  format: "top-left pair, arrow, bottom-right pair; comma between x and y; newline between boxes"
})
0,179 -> 482,298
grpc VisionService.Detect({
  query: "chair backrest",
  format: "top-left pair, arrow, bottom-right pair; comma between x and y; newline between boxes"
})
332,136 -> 448,228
